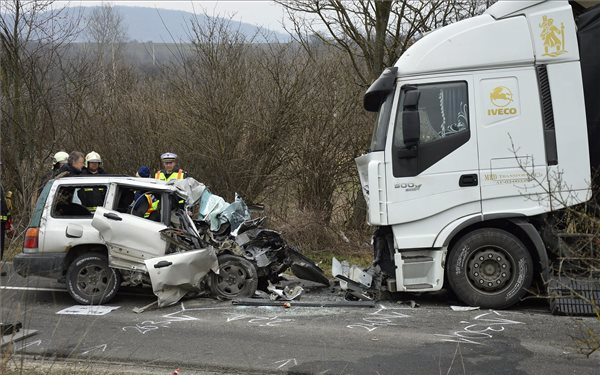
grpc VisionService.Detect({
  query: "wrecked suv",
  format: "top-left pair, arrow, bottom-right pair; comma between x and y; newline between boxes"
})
14,176 -> 328,306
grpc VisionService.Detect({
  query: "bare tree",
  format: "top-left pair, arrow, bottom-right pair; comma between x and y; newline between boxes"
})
277,0 -> 494,84
0,0 -> 79,230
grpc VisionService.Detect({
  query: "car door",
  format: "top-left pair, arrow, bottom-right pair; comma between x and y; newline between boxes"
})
92,206 -> 168,270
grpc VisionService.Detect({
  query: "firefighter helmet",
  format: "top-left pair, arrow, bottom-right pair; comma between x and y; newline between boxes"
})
85,151 -> 102,167
52,151 -> 69,165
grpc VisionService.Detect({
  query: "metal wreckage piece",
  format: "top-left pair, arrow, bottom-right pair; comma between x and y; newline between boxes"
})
332,257 -> 383,301
143,179 -> 329,307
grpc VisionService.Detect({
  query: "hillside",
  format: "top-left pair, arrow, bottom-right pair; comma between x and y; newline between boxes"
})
65,5 -> 289,43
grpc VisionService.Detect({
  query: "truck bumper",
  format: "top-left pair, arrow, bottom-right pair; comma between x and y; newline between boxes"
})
13,253 -> 66,279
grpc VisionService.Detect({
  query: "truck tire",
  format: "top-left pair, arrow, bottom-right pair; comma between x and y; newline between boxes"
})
66,254 -> 121,305
447,228 -> 533,309
209,254 -> 258,299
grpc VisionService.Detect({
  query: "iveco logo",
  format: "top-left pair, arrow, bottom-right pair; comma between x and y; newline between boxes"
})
394,183 -> 422,192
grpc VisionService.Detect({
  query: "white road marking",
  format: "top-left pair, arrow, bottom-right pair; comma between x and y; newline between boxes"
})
0,286 -> 66,292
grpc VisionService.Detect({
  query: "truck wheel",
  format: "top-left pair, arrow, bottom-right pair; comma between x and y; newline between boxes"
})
447,228 -> 533,309
209,254 -> 258,299
66,254 -> 121,305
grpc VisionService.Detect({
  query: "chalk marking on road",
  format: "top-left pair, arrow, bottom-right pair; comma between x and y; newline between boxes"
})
224,313 -> 294,327
347,304 -> 411,332
122,306 -> 229,335
82,344 -> 107,355
226,314 -> 251,322
435,310 -> 524,345
18,339 -> 42,350
274,358 -> 298,369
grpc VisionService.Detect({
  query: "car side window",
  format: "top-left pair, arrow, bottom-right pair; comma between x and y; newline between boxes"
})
52,186 -> 94,218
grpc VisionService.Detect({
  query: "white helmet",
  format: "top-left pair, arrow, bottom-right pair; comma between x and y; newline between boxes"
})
160,152 -> 178,162
52,151 -> 69,165
85,151 -> 102,167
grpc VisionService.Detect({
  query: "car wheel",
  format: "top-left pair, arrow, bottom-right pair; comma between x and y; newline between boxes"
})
209,254 -> 258,299
447,228 -> 533,309
66,254 -> 121,305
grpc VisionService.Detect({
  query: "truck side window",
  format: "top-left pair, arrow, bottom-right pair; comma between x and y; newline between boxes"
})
52,186 -> 94,218
394,81 -> 468,147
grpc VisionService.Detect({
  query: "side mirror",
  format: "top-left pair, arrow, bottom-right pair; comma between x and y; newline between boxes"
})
402,90 -> 421,146
65,224 -> 83,238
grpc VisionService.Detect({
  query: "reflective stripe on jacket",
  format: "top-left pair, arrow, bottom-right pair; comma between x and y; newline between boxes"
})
144,194 -> 159,218
155,169 -> 185,181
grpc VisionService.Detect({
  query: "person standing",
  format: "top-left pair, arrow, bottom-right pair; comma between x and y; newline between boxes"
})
155,152 -> 188,181
55,151 -> 85,178
51,151 -> 69,177
78,152 -> 107,212
1,185 -> 11,276
81,151 -> 106,175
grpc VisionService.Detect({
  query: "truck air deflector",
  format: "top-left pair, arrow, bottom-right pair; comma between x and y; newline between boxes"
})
364,67 -> 398,112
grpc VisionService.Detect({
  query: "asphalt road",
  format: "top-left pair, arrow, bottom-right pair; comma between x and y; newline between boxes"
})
1,262 -> 599,375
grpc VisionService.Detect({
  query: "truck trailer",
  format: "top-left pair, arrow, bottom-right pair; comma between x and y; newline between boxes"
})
349,0 -> 600,309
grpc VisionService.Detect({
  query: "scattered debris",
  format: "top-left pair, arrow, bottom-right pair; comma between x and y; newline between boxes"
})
1,324 -> 37,349
332,257 -> 379,301
450,305 -> 480,311
133,301 -> 159,314
57,305 -> 120,316
267,283 -> 304,301
0,322 -> 22,336
396,300 -> 420,308
232,298 -> 376,308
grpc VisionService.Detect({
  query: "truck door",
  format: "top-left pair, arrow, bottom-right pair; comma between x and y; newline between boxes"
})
385,76 -> 481,248
475,68 -> 548,214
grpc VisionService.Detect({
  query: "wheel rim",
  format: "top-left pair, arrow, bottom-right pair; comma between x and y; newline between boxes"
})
214,263 -> 250,297
467,246 -> 513,293
76,264 -> 110,297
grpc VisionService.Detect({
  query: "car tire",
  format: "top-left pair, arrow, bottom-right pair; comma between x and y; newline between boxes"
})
66,254 -> 121,305
209,254 -> 258,299
447,228 -> 533,309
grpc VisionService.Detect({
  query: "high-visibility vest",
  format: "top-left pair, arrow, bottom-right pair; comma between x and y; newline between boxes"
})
143,194 -> 160,219
155,169 -> 185,181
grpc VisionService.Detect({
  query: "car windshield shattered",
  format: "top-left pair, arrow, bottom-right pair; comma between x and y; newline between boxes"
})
92,177 -> 329,307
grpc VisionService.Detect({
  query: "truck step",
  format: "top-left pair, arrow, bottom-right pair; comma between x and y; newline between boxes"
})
402,256 -> 433,263
405,283 -> 434,290
548,278 -> 600,316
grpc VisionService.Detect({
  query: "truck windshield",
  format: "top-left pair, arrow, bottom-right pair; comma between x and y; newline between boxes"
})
369,90 -> 395,152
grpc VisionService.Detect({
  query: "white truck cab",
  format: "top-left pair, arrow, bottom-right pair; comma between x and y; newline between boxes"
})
356,0 -> 599,308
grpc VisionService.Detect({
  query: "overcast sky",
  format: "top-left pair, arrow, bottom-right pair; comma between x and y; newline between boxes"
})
56,1 -> 290,33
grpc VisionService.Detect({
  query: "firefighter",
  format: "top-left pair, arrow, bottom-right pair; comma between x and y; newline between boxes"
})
81,151 -> 106,175
77,152 -> 107,212
51,151 -> 69,177
155,152 -> 188,181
